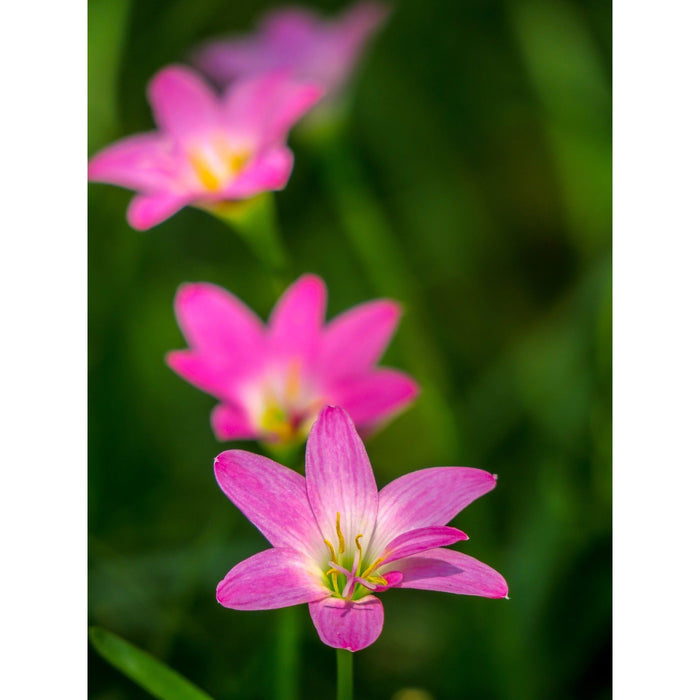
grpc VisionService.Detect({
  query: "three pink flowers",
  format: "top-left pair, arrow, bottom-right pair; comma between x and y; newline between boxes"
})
88,1 -> 508,655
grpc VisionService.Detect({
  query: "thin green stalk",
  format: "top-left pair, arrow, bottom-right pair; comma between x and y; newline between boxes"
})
274,606 -> 301,700
336,649 -> 353,700
207,193 -> 290,292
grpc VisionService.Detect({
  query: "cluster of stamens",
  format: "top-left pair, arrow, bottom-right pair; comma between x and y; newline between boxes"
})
258,361 -> 324,444
188,137 -> 250,191
323,513 -> 387,600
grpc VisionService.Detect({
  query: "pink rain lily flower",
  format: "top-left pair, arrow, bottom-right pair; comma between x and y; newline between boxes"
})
167,275 -> 418,445
215,406 -> 508,651
88,65 -> 322,230
194,2 -> 389,105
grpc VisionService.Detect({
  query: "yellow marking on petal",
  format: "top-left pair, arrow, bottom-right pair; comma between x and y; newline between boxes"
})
228,150 -> 249,174
335,512 -> 345,555
189,152 -> 221,191
285,359 -> 302,402
260,401 -> 295,443
189,141 -> 250,192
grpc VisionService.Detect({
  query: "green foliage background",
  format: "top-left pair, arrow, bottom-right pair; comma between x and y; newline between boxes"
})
88,0 -> 611,698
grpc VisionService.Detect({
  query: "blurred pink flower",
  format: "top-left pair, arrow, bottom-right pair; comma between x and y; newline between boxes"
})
214,406 -> 508,651
167,275 -> 418,445
88,65 -> 322,230
194,2 -> 389,104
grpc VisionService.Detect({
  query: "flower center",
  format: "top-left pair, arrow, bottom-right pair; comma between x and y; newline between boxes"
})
323,513 -> 386,600
257,360 -> 323,445
188,138 -> 250,191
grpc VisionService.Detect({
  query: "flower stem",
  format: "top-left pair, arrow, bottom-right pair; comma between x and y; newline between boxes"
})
207,193 -> 290,292
336,649 -> 354,700
274,606 -> 301,700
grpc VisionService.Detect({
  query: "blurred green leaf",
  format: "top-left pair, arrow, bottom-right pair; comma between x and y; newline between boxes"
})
88,0 -> 131,151
89,627 -> 214,700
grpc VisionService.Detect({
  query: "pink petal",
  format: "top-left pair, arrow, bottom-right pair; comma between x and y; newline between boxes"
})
148,65 -> 220,142
380,526 -> 468,566
336,2 -> 390,54
268,275 -> 327,364
223,147 -> 294,199
328,368 -> 419,429
223,72 -> 323,149
214,450 -> 321,555
173,282 -> 265,372
305,406 -> 378,547
217,548 -> 327,610
166,349 -> 234,400
319,300 -> 401,382
373,467 -> 497,556
210,403 -> 257,441
370,570 -> 403,592
88,132 -> 176,192
126,191 -> 189,230
389,547 -> 508,599
308,595 -> 384,651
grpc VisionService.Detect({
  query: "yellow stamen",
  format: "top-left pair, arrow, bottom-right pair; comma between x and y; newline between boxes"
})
361,556 -> 385,579
367,574 -> 388,587
324,539 -> 338,564
355,534 -> 363,560
335,512 -> 345,555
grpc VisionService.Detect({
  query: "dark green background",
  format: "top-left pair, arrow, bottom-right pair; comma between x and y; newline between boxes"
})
88,0 -> 611,698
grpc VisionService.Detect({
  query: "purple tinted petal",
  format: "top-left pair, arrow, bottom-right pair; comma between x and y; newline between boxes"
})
268,275 -> 327,364
148,65 -> 220,142
260,7 -> 319,42
193,38 -> 268,88
380,526 -> 468,565
319,300 -> 402,382
305,406 -> 378,547
308,595 -> 384,651
223,73 -> 322,149
215,450 -> 321,555
126,191 -> 189,230
88,132 -> 176,192
390,548 -> 508,599
210,403 -> 257,441
328,368 -> 418,429
373,467 -> 497,555
217,548 -> 327,610
173,282 -> 265,371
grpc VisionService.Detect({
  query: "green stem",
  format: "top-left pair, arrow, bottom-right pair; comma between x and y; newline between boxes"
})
336,649 -> 353,700
274,606 -> 301,700
207,193 -> 290,292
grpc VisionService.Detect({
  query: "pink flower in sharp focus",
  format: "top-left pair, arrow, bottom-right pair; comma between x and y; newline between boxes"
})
215,406 -> 508,651
194,2 -> 389,104
167,275 -> 418,445
88,65 -> 322,230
